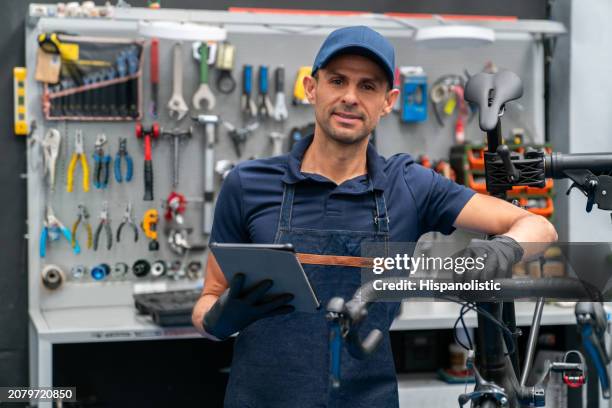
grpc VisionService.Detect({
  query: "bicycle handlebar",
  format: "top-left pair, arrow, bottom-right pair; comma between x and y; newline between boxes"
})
334,277 -> 600,360
545,152 -> 612,178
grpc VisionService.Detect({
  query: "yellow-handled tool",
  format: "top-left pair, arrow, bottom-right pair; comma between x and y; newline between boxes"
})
292,66 -> 312,105
66,129 -> 90,192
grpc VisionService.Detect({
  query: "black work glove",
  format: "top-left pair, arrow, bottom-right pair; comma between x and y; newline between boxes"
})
453,235 -> 524,282
203,273 -> 295,340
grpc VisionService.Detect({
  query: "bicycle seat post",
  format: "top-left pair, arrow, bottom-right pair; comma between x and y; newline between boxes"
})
464,70 -> 526,392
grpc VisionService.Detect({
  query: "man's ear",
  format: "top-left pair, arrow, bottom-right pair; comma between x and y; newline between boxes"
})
303,75 -> 317,104
381,88 -> 400,116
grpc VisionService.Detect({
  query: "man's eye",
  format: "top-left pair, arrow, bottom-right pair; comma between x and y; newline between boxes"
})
331,78 -> 343,85
362,83 -> 376,91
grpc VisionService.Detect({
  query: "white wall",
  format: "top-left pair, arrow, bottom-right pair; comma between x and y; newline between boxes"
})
567,0 -> 612,241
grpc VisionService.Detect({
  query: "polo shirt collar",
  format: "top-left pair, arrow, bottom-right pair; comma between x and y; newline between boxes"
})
281,134 -> 388,191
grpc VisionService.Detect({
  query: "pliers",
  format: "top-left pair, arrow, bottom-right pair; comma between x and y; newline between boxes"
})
116,202 -> 139,243
66,129 -> 90,192
41,128 -> 61,192
257,65 -> 274,119
114,137 -> 133,183
40,205 -> 80,258
72,203 -> 93,249
93,201 -> 112,251
241,65 -> 258,118
93,133 -> 111,189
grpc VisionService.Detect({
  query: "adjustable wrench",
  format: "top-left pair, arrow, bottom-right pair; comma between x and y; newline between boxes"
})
167,42 -> 189,121
192,43 -> 216,111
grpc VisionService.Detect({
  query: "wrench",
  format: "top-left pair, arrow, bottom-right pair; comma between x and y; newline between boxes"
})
167,42 -> 189,121
192,43 -> 216,111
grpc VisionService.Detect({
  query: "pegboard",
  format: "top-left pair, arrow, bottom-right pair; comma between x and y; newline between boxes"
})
25,7 -> 557,317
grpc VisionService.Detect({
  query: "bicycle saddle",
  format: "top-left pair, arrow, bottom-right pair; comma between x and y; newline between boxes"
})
464,70 -> 523,131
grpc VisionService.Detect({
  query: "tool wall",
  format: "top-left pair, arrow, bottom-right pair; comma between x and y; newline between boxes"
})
25,6 -> 549,318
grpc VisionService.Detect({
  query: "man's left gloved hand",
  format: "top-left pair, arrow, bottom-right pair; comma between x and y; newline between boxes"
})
453,235 -> 524,282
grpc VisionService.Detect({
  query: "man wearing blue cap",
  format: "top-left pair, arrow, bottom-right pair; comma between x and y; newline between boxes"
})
193,26 -> 557,407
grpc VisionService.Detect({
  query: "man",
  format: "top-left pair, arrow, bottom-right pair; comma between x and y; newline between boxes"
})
192,26 -> 557,407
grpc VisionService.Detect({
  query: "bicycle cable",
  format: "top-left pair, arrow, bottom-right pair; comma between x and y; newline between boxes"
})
445,296 -> 517,356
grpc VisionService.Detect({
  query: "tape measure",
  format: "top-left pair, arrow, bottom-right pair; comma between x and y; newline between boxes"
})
13,67 -> 28,136
37,32 -> 79,61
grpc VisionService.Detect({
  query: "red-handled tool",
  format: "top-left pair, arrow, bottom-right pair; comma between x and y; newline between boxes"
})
150,39 -> 159,118
136,122 -> 160,201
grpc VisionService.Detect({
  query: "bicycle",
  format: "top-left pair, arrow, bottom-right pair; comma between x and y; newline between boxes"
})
327,69 -> 612,407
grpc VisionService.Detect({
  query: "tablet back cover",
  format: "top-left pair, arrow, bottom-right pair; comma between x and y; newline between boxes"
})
210,246 -> 320,313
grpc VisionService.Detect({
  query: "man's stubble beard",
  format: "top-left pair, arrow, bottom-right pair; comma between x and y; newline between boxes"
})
315,110 -> 373,146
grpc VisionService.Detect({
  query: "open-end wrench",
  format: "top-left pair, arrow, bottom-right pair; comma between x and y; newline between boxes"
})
192,43 -> 216,111
167,42 -> 189,121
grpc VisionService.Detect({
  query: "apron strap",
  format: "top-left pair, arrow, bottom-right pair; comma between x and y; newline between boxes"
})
373,190 -> 390,233
277,182 -> 295,232
296,252 -> 374,268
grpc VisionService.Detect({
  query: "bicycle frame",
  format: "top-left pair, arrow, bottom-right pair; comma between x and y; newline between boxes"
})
327,69 -> 612,408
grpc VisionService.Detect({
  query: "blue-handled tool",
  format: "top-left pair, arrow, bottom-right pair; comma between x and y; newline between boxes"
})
241,65 -> 257,118
257,65 -> 274,118
93,133 -> 111,189
114,137 -> 133,183
40,205 -> 81,258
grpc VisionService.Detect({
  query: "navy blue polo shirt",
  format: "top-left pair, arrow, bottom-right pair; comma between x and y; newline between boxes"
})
209,135 -> 475,244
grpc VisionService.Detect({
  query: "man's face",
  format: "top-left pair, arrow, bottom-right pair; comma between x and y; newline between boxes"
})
304,54 -> 399,145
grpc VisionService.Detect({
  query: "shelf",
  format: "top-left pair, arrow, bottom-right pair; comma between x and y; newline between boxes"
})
30,301 -> 576,344
391,301 -> 576,330
397,373 -> 469,406
33,307 -> 201,344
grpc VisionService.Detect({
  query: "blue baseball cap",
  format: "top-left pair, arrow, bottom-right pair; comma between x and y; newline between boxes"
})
312,26 -> 395,88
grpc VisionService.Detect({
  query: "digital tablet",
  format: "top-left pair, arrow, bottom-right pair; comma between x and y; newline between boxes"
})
209,243 -> 320,313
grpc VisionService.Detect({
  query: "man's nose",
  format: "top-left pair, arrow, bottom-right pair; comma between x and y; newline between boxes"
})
341,85 -> 359,106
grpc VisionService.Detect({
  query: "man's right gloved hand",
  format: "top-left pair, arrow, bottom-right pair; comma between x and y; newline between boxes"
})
203,273 -> 295,340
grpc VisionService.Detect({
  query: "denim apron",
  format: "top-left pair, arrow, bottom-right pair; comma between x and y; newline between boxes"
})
224,182 -> 399,408
225,184 -> 399,408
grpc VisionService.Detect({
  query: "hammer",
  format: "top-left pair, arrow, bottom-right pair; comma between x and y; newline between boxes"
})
135,122 -> 160,201
192,114 -> 219,235
162,127 -> 192,189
